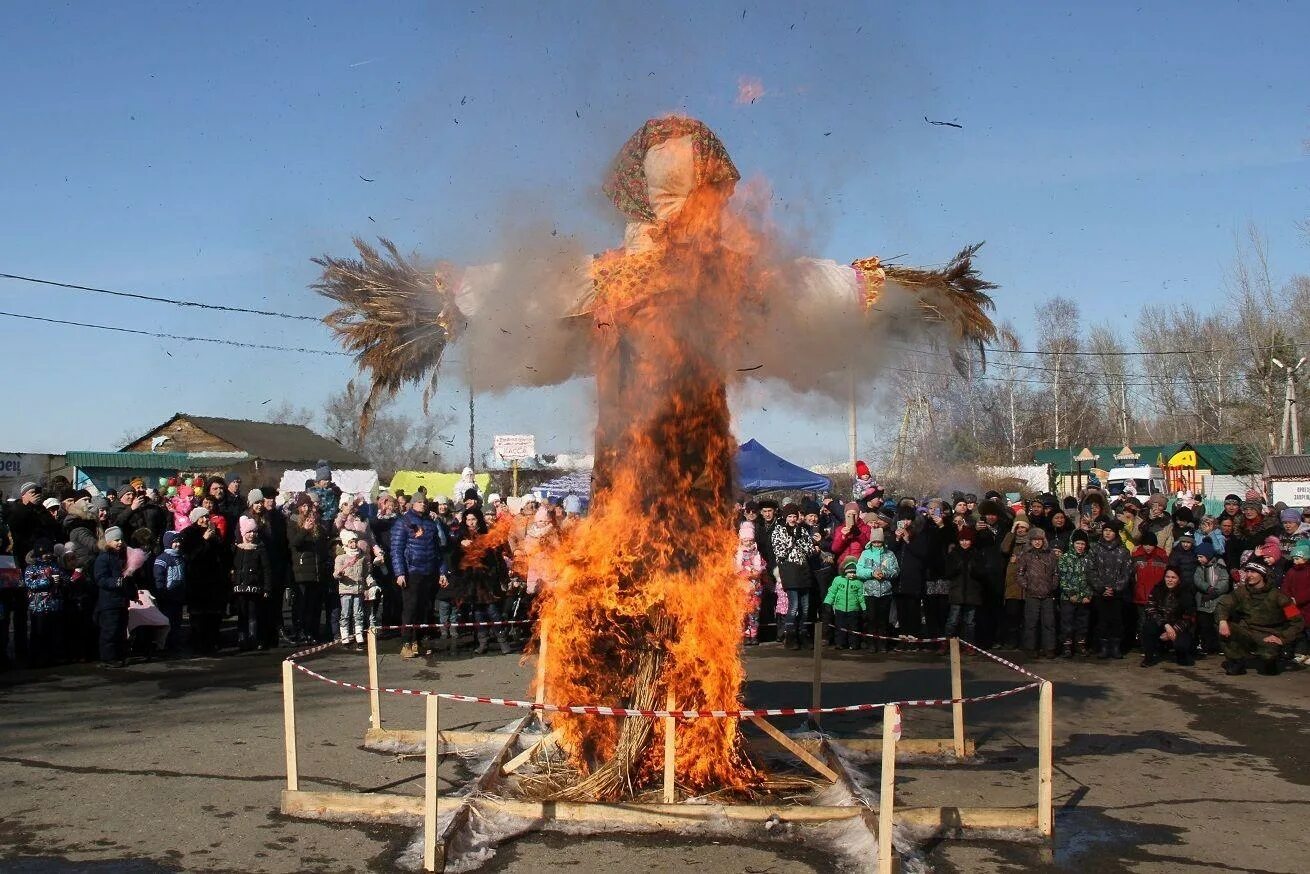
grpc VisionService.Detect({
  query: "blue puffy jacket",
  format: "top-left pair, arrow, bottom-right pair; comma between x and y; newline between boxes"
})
390,510 -> 448,577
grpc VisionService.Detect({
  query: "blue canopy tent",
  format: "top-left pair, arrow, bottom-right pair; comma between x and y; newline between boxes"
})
735,438 -> 832,494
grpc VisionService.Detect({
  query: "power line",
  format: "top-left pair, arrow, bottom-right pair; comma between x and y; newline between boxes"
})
0,271 -> 323,322
0,309 -> 348,357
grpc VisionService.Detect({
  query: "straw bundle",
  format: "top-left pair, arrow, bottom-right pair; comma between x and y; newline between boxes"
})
312,238 -> 465,432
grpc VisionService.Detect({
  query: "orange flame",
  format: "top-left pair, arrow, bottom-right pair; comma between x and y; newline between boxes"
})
531,180 -> 768,797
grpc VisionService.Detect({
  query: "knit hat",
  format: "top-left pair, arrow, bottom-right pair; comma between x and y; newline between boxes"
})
843,501 -> 859,515
1242,560 -> 1270,578
1147,493 -> 1167,509
236,516 -> 256,537
42,497 -> 59,509
104,526 -> 124,543
129,477 -> 144,490
1195,540 -> 1216,560
1241,500 -> 1262,513
463,487 -> 481,502
1172,506 -> 1194,524
339,529 -> 359,547
162,531 -> 179,550
1281,508 -> 1301,523
739,521 -> 756,540
1177,530 -> 1195,543
1292,541 -> 1310,561
1070,529 -> 1089,545
563,495 -> 582,515
1012,513 -> 1029,529
855,460 -> 870,478
1103,518 -> 1124,534
840,557 -> 859,574
1138,529 -> 1157,546
18,481 -> 39,496
225,472 -> 240,485
956,525 -> 976,544
314,460 -> 332,483
247,488 -> 265,505
1246,487 -> 1263,502
1224,493 -> 1241,504
189,506 -> 209,523
488,492 -> 503,504
869,527 -> 885,544
90,496 -> 110,512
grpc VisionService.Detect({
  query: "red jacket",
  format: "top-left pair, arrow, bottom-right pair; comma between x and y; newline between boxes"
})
1281,562 -> 1310,616
1131,545 -> 1168,606
831,521 -> 872,566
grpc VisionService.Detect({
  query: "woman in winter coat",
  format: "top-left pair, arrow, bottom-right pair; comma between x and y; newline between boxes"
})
455,509 -> 511,655
943,525 -> 987,643
1047,510 -> 1075,555
368,494 -> 401,626
999,515 -> 1032,649
1088,520 -> 1134,659
1016,528 -> 1059,657
1192,541 -> 1230,656
1140,566 -> 1196,667
178,507 -> 230,654
830,502 -> 871,566
855,528 -> 899,651
916,500 -> 957,645
1130,530 -> 1169,654
772,503 -> 816,650
287,501 -> 328,643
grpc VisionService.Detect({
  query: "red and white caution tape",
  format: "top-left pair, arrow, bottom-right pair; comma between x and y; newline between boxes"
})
285,636 -> 1047,719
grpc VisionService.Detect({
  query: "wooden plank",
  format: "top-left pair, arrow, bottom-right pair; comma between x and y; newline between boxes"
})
423,694 -> 441,872
367,627 -> 382,731
1038,681 -> 1054,837
281,791 -> 1038,834
950,637 -> 965,758
895,806 -> 1039,831
280,789 -> 422,821
282,660 -> 298,792
500,729 -> 561,776
787,736 -> 975,759
747,716 -> 838,783
663,691 -> 676,803
534,620 -> 549,730
364,727 -> 515,751
878,704 -> 898,874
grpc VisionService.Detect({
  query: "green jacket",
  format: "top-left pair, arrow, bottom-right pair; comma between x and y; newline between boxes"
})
1216,584 -> 1305,642
824,574 -> 867,614
1058,550 -> 1093,602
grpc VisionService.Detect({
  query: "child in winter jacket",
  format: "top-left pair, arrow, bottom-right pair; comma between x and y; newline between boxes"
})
334,529 -> 370,648
1016,529 -> 1059,657
1130,530 -> 1169,652
232,517 -> 273,651
735,522 -> 767,645
23,539 -> 67,667
1058,530 -> 1094,657
824,558 -> 867,649
1192,541 -> 1230,655
855,528 -> 899,651
152,530 -> 186,652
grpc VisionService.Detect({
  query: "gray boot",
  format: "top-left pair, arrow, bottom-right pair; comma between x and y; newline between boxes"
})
497,633 -> 512,655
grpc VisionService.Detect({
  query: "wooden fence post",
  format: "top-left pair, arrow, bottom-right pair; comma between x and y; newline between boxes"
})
663,690 -> 676,803
949,637 -> 965,758
367,626 -> 381,730
878,703 -> 898,874
810,619 -> 823,728
282,660 -> 298,792
534,620 -> 549,730
1038,681 -> 1054,837
423,693 -> 441,871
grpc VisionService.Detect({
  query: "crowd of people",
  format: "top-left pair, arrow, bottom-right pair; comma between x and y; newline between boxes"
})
4,456 -> 1308,680
0,462 -> 582,670
733,461 -> 1308,677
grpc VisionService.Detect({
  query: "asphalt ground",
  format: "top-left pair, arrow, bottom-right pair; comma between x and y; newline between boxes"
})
1,634 -> 1306,873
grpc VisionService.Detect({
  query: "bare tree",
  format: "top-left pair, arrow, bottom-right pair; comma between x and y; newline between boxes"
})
321,382 -> 455,479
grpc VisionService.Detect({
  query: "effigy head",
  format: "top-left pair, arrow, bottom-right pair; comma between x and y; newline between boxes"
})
603,116 -> 740,227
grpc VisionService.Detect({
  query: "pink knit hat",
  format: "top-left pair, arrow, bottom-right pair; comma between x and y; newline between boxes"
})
238,516 -> 257,537
739,521 -> 756,541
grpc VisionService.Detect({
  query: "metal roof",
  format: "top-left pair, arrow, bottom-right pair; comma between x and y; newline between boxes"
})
128,414 -> 367,466
1033,443 -> 1256,476
1263,455 -> 1310,478
65,451 -> 193,470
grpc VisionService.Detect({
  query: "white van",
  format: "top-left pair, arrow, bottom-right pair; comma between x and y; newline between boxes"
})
1106,465 -> 1165,498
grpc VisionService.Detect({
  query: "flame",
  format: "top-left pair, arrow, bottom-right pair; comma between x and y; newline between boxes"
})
530,179 -> 768,799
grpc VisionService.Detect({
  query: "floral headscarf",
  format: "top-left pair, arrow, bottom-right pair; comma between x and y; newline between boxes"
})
602,116 -> 740,223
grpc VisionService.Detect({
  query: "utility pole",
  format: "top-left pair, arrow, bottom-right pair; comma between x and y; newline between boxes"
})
1273,357 -> 1305,454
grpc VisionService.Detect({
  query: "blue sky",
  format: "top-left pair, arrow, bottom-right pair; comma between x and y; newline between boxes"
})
1,1 -> 1306,464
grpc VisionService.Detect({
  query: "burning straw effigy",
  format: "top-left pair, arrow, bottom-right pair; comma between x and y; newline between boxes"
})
312,116 -> 997,803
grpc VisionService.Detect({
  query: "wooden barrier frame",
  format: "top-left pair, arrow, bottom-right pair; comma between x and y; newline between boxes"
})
280,636 -> 1055,872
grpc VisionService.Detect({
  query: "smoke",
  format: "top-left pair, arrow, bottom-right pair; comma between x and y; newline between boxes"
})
735,75 -> 767,105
